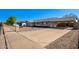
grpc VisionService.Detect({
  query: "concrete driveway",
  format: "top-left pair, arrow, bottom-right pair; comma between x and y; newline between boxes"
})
3,26 -> 71,48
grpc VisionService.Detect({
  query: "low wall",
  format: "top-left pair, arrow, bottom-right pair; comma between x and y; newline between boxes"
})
45,30 -> 79,49
0,27 -> 6,49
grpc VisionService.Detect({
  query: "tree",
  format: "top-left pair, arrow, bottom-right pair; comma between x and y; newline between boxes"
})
62,13 -> 78,19
6,16 -> 16,25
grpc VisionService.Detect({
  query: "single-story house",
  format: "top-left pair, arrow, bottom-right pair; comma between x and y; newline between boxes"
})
26,17 -> 79,28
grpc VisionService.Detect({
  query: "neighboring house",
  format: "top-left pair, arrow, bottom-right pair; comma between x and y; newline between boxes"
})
22,23 -> 26,27
17,21 -> 28,27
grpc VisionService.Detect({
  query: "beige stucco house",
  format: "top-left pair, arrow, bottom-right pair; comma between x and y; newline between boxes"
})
26,18 -> 79,29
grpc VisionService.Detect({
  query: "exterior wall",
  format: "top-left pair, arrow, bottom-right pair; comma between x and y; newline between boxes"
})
45,30 -> 79,49
26,22 -> 34,27
0,27 -> 6,48
48,22 -> 57,27
33,21 -> 58,27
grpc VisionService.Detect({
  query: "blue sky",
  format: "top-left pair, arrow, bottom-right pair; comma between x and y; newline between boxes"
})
0,9 -> 79,22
